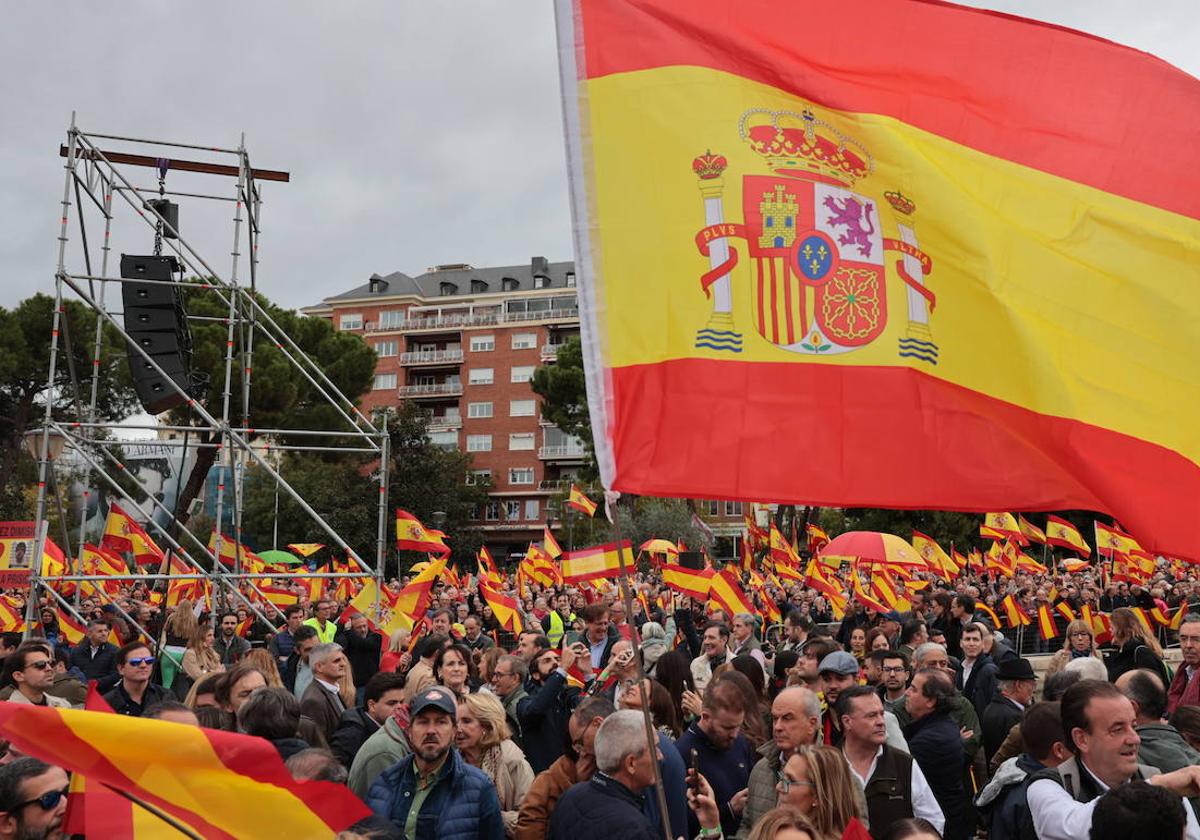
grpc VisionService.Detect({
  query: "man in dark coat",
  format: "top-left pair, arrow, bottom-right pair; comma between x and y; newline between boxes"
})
299,642 -> 348,743
956,622 -> 999,718
981,657 -> 1036,764
329,672 -> 406,768
335,613 -> 383,703
904,668 -> 971,840
102,642 -> 172,717
70,620 -> 118,691
550,709 -> 661,840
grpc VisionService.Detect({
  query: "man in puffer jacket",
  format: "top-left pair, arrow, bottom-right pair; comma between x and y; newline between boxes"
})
367,686 -> 505,840
974,701 -> 1070,840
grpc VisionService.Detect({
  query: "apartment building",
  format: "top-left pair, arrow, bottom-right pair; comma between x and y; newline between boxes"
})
302,257 -> 585,557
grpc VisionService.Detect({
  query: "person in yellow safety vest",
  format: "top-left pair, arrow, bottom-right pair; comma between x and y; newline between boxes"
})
302,598 -> 339,644
541,593 -> 576,648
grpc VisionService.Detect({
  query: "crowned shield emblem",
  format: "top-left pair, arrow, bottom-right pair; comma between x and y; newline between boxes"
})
692,107 -> 938,363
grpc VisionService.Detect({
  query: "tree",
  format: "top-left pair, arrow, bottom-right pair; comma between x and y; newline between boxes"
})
0,294 -> 137,500
166,286 -> 378,538
385,402 -> 492,573
531,336 -> 597,481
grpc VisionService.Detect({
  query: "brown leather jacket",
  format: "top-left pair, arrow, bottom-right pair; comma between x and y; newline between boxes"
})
514,754 -> 579,840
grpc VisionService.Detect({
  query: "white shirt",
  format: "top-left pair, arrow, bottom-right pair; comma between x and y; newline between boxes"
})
1027,760 -> 1200,840
846,743 -> 945,835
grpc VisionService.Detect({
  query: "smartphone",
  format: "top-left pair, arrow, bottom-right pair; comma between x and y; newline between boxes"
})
688,748 -> 700,790
564,631 -> 583,647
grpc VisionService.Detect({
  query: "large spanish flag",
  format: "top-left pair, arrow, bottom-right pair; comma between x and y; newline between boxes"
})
557,0 -> 1200,558
2,703 -> 369,837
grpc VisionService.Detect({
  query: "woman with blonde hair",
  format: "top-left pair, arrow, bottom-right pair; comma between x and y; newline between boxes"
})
159,599 -> 198,690
180,625 -> 224,692
1106,606 -> 1167,682
748,806 -> 819,840
1045,618 -> 1104,678
455,692 -> 534,836
243,648 -> 284,688
335,651 -> 357,708
776,745 -> 864,840
379,627 -> 412,674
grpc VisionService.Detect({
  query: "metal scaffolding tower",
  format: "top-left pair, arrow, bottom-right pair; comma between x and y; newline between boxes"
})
25,114 -> 390,642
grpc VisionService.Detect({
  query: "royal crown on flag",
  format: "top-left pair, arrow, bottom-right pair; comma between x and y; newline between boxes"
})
739,109 -> 874,186
884,191 -> 915,215
692,150 -> 728,180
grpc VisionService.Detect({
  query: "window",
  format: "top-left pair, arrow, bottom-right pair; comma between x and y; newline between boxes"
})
440,282 -> 456,296
429,430 -> 458,450
509,468 -> 535,485
566,272 -> 576,288
509,399 -> 536,417
470,335 -> 495,352
467,401 -> 493,419
484,501 -> 500,521
468,368 -> 494,385
512,332 -> 537,350
724,501 -> 744,516
510,365 -> 535,383
339,313 -> 363,331
505,501 -> 522,520
373,373 -> 397,390
378,310 -> 404,329
466,434 -> 492,452
525,500 -> 540,520
706,500 -> 720,516
509,433 -> 535,451
374,340 -> 398,357
467,469 -> 492,486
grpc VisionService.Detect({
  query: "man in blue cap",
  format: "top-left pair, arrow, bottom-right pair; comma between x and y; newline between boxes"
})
366,685 -> 505,840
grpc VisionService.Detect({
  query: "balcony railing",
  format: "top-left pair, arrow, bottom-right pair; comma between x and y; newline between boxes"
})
504,308 -> 579,324
538,479 -> 570,491
540,344 -> 561,361
397,382 -> 463,398
396,312 -> 500,331
427,415 -> 463,431
538,444 -> 587,460
400,349 -> 464,365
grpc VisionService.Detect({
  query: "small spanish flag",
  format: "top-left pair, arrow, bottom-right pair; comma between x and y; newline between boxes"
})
1055,602 -> 1077,623
1036,604 -> 1058,641
543,526 -> 563,559
709,568 -> 756,618
1170,604 -> 1191,631
976,601 -> 1002,629
566,485 -> 598,517
1018,515 -> 1047,545
661,563 -> 714,600
1046,516 -> 1091,556
480,581 -> 523,633
395,509 -> 450,556
853,574 -> 891,615
561,541 -> 634,583
1000,594 -> 1032,628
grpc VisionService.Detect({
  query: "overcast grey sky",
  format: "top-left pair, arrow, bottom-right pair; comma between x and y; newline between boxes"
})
2,1 -> 1196,313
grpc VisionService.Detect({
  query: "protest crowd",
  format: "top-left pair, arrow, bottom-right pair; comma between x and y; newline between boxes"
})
5,508 -> 1200,840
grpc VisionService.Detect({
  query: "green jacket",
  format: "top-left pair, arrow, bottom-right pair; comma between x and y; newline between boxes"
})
1136,722 -> 1200,773
891,692 -> 983,758
347,715 -> 411,799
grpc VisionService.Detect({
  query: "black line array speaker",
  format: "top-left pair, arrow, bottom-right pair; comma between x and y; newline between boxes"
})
121,254 -> 198,415
678,551 -> 705,570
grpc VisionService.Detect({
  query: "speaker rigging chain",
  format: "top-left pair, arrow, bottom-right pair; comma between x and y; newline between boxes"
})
153,157 -> 169,256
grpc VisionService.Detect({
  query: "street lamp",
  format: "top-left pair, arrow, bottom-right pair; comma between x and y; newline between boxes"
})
23,427 -> 67,462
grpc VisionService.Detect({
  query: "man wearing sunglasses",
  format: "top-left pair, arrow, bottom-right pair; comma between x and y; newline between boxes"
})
0,757 -> 69,840
3,644 -> 69,709
102,642 -> 171,717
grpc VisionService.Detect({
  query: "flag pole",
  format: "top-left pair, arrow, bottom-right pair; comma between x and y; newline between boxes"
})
606,492 -> 674,840
101,783 -> 203,840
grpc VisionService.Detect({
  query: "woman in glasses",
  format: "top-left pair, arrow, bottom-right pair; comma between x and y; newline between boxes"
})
774,745 -> 864,840
1044,618 -> 1104,678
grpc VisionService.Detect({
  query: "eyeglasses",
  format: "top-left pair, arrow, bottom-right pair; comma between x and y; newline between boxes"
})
127,657 -> 156,667
21,659 -> 53,672
493,670 -> 514,679
775,771 -> 815,793
572,718 -> 600,751
15,787 -> 69,812
881,666 -> 908,674
1069,632 -> 1092,639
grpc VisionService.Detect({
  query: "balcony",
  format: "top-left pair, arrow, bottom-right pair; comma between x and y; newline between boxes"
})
538,444 -> 587,461
397,382 -> 463,399
538,479 -> 570,491
397,312 -> 499,331
503,308 -> 578,324
400,349 -> 464,366
540,344 -> 561,361
427,415 -> 463,431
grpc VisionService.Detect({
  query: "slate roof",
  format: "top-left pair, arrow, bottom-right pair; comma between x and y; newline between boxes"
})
316,258 -> 575,305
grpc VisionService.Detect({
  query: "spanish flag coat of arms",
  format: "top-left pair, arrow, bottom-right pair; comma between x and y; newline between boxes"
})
556,0 -> 1200,559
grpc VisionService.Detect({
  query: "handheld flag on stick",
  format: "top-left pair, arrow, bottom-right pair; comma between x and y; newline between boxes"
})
561,541 -> 634,584
566,485 -> 598,517
395,509 -> 450,556
661,564 -> 714,600
101,503 -> 164,566
1046,516 -> 1091,556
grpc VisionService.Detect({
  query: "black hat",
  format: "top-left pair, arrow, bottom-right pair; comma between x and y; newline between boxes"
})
996,657 -> 1036,681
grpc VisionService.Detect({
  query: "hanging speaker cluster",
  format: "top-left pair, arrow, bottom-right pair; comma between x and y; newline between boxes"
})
120,254 -> 206,414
